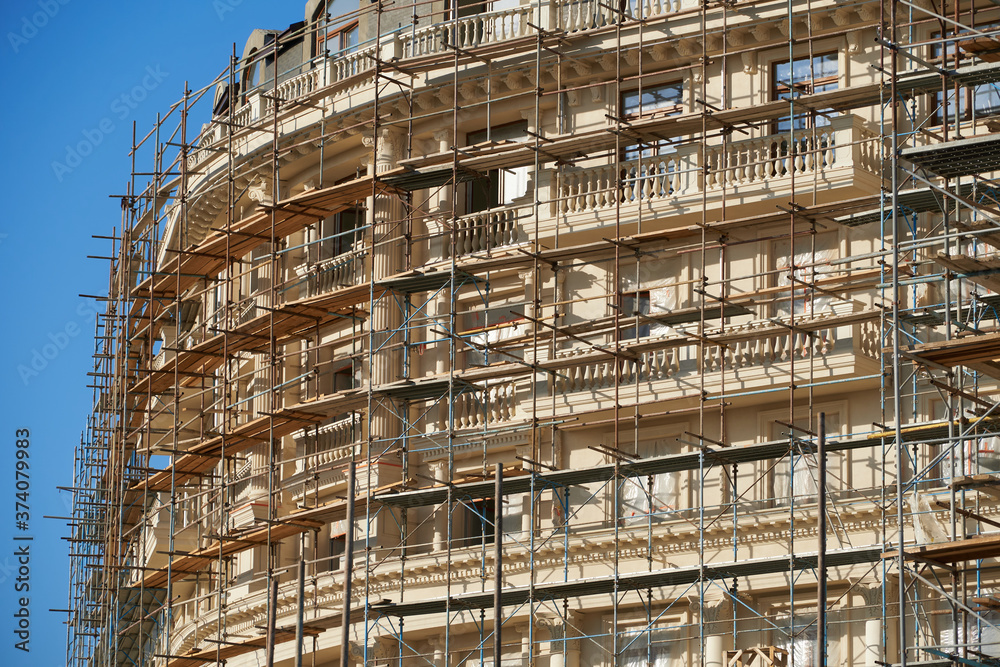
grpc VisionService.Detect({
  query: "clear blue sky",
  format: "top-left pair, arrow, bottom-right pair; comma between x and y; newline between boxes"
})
0,2 -> 307,664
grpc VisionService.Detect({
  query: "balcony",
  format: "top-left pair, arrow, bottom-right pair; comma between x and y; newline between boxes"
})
549,310 -> 881,409
402,5 -> 533,58
555,114 -> 882,225
287,415 -> 362,501
446,205 -> 528,258
297,249 -> 366,298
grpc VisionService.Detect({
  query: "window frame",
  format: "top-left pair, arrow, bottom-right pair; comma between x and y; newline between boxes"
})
464,120 -> 530,214
928,29 -> 1000,125
620,81 -> 684,160
770,51 -> 839,134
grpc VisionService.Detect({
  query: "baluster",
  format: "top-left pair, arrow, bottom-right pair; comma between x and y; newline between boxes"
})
657,351 -> 668,380
641,164 -> 653,200
621,167 -> 633,202
581,171 -> 592,210
463,218 -> 473,255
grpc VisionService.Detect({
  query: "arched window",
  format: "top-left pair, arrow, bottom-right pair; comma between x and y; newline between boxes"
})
243,48 -> 264,101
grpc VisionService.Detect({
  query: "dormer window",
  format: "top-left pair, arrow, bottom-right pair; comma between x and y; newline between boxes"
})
318,0 -> 359,57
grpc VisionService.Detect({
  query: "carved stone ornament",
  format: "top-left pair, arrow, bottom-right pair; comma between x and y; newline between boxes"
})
247,177 -> 273,206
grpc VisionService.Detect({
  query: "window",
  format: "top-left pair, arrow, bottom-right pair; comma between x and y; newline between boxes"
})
464,302 -> 526,366
623,82 -> 684,122
939,609 -> 1000,657
456,494 -> 523,546
770,232 -> 837,317
618,439 -> 680,526
618,256 -> 684,340
242,48 -> 266,101
772,53 -> 838,134
928,30 -> 1000,125
459,497 -> 495,546
465,121 -> 530,214
317,0 -> 359,57
248,243 -> 271,296
308,207 -> 362,264
614,622 -> 685,667
309,355 -> 354,399
620,629 -> 672,667
768,411 -> 842,505
622,81 -> 684,160
774,615 -> 817,667
621,290 -> 651,339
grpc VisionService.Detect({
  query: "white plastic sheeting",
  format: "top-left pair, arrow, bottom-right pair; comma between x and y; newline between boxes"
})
775,250 -> 835,317
619,258 -> 682,338
619,627 -> 678,667
618,439 -> 679,525
776,615 -> 841,667
939,609 -> 1000,658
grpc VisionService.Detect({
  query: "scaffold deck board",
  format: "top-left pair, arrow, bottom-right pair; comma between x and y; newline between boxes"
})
870,416 -> 1000,445
885,533 -> 1000,564
134,409 -> 326,492
143,518 -> 324,589
959,36 -> 1000,62
902,134 -> 1000,179
934,253 -> 1000,294
368,546 -> 883,617
897,331 -> 1000,367
833,184 -> 976,227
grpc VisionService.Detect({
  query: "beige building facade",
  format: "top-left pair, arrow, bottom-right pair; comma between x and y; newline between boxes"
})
66,1 -> 1000,667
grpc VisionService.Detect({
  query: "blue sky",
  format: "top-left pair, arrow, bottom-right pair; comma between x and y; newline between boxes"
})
0,2 -> 307,664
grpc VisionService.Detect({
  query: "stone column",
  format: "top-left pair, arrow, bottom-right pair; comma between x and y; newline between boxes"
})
516,622 -> 532,666
703,598 -> 733,667
429,459 -> 449,552
541,612 -> 580,667
860,585 -> 883,667
362,127 -> 406,548
427,636 -> 447,667
515,445 -> 533,539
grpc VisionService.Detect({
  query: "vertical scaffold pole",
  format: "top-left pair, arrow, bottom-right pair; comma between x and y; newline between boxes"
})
342,460 -> 357,667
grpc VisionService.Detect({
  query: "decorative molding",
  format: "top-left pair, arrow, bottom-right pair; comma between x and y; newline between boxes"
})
846,31 -> 862,55
248,177 -> 273,207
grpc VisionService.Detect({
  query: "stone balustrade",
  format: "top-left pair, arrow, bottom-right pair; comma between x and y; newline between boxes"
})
331,45 -> 377,89
401,5 -> 532,58
294,414 -> 364,476
705,115 -> 879,189
552,312 -> 873,396
447,206 -> 525,258
452,380 -> 520,430
557,115 -> 880,215
554,0 -> 683,33
264,67 -> 322,114
554,346 -> 681,393
302,250 -> 366,297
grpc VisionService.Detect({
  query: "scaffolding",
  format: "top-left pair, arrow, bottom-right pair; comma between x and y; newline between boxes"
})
62,0 -> 1000,666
